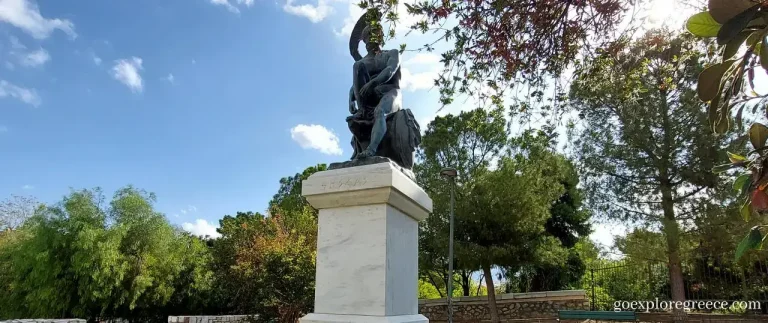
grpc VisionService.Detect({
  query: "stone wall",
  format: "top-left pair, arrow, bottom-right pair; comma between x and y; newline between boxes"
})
0,320 -> 86,323
167,315 -> 255,323
418,290 -> 589,322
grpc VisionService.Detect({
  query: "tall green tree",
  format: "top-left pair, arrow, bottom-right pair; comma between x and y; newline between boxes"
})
501,146 -> 592,293
417,108 -> 577,322
569,30 -> 732,302
210,207 -> 316,323
0,187 -> 213,321
415,107 -> 508,299
457,131 -> 568,322
210,211 -> 269,313
268,164 -> 326,215
211,165 -> 325,323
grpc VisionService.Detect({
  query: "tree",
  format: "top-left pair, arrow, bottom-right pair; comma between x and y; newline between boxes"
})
415,107 -> 508,299
210,211 -> 270,313
527,162 -> 593,292
417,108 -> 581,322
268,164 -> 326,215
211,166 -> 325,323
0,195 -> 40,230
501,150 -> 592,293
456,132 -> 568,322
569,30 -> 733,303
0,187 -> 213,321
357,0 -> 628,108
685,0 -> 768,260
210,206 -> 316,323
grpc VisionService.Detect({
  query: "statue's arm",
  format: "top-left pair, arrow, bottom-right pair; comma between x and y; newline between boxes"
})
348,86 -> 357,114
370,49 -> 400,85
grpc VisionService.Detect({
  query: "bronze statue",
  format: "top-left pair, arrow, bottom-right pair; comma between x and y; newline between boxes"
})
340,11 -> 421,172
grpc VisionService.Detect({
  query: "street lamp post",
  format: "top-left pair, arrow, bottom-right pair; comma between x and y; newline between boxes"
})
440,167 -> 458,323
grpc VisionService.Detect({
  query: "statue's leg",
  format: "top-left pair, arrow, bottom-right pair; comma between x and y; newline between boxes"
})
361,89 -> 402,157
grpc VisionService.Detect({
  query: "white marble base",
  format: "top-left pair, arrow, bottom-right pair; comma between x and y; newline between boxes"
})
300,313 -> 428,323
301,161 -> 433,321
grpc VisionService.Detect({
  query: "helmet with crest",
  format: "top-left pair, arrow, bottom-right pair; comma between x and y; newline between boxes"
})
348,10 -> 382,61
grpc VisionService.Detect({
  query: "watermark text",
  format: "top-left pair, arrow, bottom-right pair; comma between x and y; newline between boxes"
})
613,299 -> 762,312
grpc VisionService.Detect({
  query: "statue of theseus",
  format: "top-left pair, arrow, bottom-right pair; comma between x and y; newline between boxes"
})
345,11 -> 421,170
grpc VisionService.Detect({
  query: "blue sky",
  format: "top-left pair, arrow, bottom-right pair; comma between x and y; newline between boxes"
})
0,0 -> 699,248
0,0 -> 466,237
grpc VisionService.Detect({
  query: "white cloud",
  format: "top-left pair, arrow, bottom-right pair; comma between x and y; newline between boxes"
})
20,48 -> 48,67
283,0 -> 332,23
179,205 -> 197,215
92,54 -> 102,66
111,57 -> 144,93
334,0 -> 361,36
210,0 -> 239,13
182,219 -> 221,239
21,184 -> 33,190
7,36 -> 50,67
0,0 -> 76,39
290,124 -> 343,155
400,68 -> 437,92
8,35 -> 24,49
405,53 -> 440,66
0,80 -> 40,106
335,0 -> 419,36
400,53 -> 441,92
166,73 -> 174,83
209,0 -> 254,14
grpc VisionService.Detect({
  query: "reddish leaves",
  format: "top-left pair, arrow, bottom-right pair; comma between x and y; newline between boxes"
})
751,188 -> 768,211
364,0 -> 627,107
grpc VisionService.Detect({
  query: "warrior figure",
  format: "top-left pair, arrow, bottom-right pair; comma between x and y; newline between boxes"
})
346,12 -> 421,170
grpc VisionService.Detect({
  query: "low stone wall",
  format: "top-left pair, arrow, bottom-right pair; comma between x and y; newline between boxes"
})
418,290 -> 589,322
167,316 -> 255,323
0,320 -> 86,323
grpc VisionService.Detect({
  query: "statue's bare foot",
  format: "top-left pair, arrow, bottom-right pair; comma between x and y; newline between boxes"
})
356,149 -> 375,159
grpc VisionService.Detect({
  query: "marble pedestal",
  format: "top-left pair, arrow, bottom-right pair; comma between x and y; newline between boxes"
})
300,161 -> 433,323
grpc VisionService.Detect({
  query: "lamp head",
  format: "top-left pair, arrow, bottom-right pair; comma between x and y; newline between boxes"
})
440,167 -> 458,178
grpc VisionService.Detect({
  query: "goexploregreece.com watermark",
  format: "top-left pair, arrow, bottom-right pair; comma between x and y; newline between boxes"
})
613,299 -> 762,312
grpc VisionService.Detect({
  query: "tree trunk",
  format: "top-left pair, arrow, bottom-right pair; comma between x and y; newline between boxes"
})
660,184 -> 686,323
461,270 -> 471,296
660,187 -> 685,303
482,264 -> 500,323
426,272 -> 446,298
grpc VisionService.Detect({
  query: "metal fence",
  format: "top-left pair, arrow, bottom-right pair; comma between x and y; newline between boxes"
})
588,256 -> 768,313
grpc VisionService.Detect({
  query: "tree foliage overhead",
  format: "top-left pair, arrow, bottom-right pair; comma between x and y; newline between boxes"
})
685,0 -> 768,260
359,0 -> 630,107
